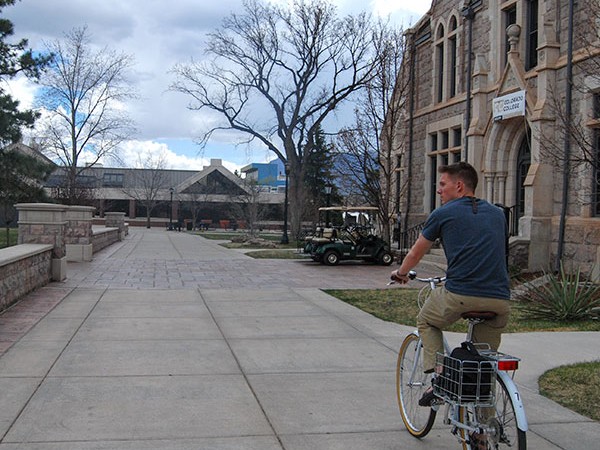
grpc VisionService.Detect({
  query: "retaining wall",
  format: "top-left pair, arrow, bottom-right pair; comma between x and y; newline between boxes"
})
0,204 -> 127,314
0,244 -> 53,312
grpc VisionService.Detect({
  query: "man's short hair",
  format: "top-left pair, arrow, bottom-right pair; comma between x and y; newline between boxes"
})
439,161 -> 478,191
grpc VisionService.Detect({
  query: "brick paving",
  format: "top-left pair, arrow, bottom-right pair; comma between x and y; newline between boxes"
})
0,227 -> 438,357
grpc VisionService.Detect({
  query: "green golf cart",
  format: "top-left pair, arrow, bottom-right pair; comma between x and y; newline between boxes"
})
303,206 -> 394,266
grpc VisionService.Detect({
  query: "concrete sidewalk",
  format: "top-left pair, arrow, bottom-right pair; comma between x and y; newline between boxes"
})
0,227 -> 598,449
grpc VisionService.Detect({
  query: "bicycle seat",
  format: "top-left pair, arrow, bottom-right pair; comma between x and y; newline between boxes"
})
461,311 -> 497,320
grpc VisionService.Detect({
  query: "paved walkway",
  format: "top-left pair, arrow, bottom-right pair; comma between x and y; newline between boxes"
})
0,227 -> 598,449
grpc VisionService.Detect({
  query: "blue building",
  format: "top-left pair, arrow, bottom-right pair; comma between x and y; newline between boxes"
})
240,159 -> 286,193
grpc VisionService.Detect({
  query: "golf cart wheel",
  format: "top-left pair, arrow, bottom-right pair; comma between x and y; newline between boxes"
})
379,251 -> 394,266
323,250 -> 340,266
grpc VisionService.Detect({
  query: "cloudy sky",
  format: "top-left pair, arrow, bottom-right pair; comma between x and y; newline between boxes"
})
4,0 -> 430,173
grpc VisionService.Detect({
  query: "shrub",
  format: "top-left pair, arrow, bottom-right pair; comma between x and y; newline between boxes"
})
516,264 -> 600,321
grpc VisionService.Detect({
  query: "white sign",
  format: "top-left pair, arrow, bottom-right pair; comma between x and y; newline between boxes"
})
493,90 -> 526,121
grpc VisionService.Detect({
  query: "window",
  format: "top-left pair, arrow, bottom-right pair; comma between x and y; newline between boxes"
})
441,130 -> 449,149
430,156 -> 438,212
429,125 -> 462,210
525,0 -> 538,70
593,93 -> 600,119
103,173 -> 124,187
431,134 -> 438,152
435,24 -> 445,103
448,16 -> 458,98
436,42 -> 444,102
453,128 -> 462,147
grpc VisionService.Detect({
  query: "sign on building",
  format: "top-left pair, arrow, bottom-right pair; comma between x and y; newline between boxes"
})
493,90 -> 526,121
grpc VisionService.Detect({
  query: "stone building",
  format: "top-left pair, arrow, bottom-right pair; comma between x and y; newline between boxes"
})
392,0 -> 600,276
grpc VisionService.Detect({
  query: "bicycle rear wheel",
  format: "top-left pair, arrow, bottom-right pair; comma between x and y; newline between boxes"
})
396,332 -> 436,437
488,375 -> 527,449
467,375 -> 526,449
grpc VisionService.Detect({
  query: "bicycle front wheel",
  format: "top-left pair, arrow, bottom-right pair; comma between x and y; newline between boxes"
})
396,332 -> 436,437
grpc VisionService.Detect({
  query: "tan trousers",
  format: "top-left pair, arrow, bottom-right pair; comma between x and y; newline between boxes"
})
417,287 -> 511,372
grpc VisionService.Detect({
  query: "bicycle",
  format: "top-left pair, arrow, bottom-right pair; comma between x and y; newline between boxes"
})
392,271 -> 528,450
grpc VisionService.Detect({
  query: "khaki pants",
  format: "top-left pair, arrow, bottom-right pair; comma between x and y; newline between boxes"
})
417,287 -> 511,372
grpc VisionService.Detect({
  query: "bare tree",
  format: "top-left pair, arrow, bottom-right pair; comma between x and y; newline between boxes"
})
335,21 -> 408,243
124,152 -> 170,228
171,0 -> 379,238
229,177 -> 268,237
36,26 -> 136,204
183,191 -> 208,231
540,0 -> 600,172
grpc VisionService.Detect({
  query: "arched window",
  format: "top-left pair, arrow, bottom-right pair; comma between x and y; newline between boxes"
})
435,24 -> 445,103
448,16 -> 458,98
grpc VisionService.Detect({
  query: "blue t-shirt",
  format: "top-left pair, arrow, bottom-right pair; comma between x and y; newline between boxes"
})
422,197 -> 510,300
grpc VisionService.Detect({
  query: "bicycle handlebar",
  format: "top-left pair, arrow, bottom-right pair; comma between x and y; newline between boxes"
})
388,270 -> 446,287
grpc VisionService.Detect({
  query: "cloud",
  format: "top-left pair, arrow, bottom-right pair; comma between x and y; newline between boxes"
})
115,140 -> 243,174
4,0 -> 430,171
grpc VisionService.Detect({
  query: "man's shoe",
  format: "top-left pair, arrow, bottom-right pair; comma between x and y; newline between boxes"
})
418,387 -> 436,407
470,432 -> 489,450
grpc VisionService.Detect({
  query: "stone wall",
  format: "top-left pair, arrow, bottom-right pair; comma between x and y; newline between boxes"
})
0,244 -> 53,312
0,204 -> 127,314
92,227 -> 121,253
66,206 -> 95,261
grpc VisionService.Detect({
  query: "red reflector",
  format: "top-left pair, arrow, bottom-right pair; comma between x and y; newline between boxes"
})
498,360 -> 519,371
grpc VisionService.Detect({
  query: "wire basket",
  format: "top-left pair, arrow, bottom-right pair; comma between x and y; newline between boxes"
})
434,352 -> 497,406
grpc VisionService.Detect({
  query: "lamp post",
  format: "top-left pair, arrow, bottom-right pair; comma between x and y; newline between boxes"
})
324,185 -> 332,226
281,163 -> 290,245
169,187 -> 174,230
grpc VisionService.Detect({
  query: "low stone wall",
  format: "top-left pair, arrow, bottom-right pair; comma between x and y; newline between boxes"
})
91,227 -> 120,254
0,244 -> 53,312
1,204 -> 128,313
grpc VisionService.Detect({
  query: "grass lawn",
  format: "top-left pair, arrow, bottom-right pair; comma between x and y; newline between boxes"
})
0,228 -> 18,249
324,287 -> 600,333
324,286 -> 600,422
539,361 -> 600,421
244,249 -> 306,259
195,231 -> 299,250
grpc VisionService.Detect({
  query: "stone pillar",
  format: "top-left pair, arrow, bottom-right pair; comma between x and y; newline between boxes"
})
105,212 -> 126,240
65,206 -> 95,262
16,203 -> 68,281
484,173 -> 494,202
497,173 -> 507,205
129,199 -> 136,219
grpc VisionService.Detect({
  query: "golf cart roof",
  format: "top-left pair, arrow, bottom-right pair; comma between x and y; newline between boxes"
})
318,206 -> 379,212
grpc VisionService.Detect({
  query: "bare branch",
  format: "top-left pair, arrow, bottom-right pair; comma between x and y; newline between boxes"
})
171,0 -> 379,236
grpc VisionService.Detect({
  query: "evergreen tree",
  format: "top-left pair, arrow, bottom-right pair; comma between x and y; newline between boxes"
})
303,126 -> 341,225
0,0 -> 50,148
0,0 -> 53,242
1,146 -> 54,242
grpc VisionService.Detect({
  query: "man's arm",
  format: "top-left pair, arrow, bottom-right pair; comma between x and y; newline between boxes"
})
391,235 -> 434,283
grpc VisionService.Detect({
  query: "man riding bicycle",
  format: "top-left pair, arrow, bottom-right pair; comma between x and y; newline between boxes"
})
391,162 -> 511,406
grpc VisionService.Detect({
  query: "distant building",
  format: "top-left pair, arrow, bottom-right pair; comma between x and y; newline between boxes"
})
44,159 -> 285,227
240,159 -> 287,193
389,0 -> 600,277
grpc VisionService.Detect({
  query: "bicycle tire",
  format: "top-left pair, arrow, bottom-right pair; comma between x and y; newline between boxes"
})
461,375 -> 527,449
396,332 -> 436,437
487,375 -> 527,449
